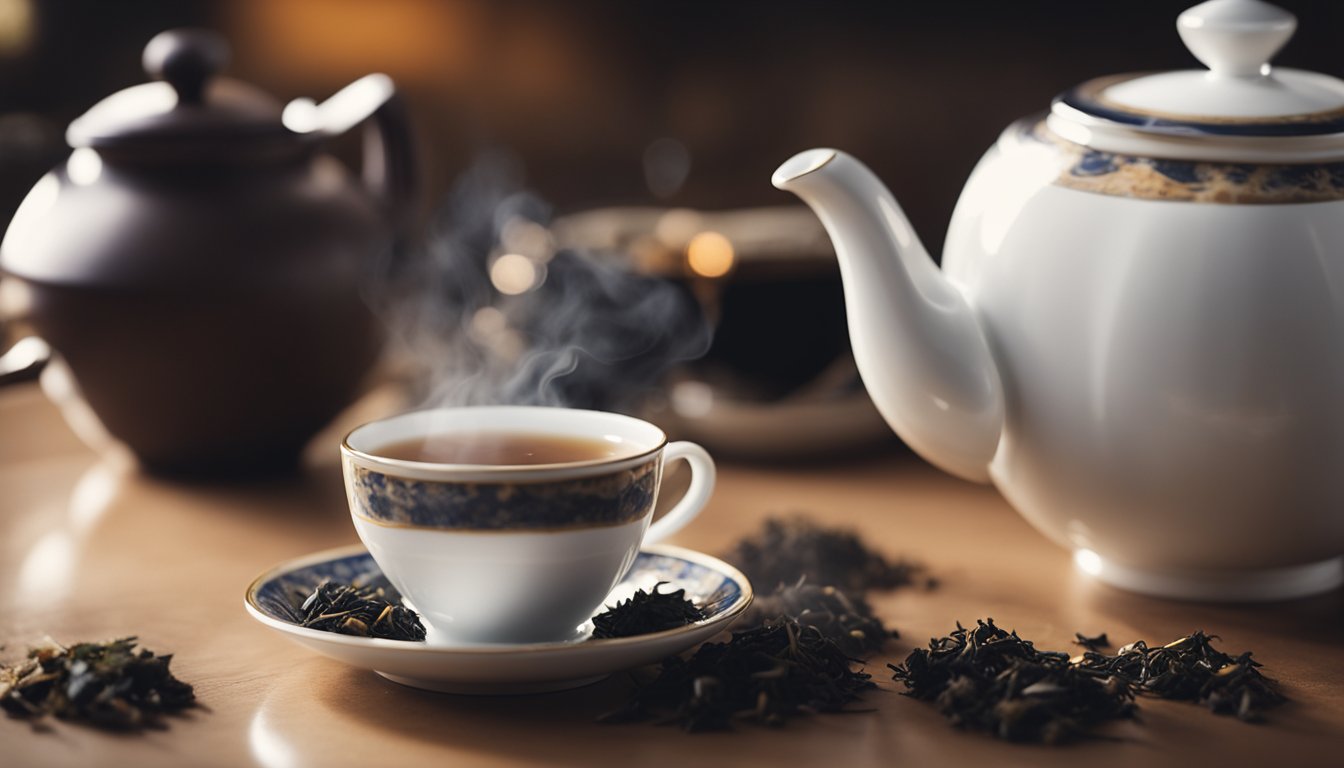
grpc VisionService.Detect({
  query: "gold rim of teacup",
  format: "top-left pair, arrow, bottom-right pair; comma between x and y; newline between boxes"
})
339,406 -> 669,483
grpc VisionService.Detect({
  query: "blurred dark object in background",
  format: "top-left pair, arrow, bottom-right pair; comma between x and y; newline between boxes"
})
0,27 -> 416,478
553,206 -> 893,460
5,0 -> 1343,246
4,0 -> 1341,467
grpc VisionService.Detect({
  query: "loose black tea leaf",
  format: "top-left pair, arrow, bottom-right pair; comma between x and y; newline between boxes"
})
891,619 -> 1136,744
743,581 -> 894,658
726,516 -> 930,596
603,618 -> 875,731
602,515 -> 923,732
1074,632 -> 1109,651
0,637 -> 196,731
592,583 -> 706,639
1074,631 -> 1286,722
295,582 -> 426,641
894,621 -> 1288,744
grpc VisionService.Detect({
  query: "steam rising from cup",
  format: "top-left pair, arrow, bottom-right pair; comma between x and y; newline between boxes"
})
371,150 -> 712,414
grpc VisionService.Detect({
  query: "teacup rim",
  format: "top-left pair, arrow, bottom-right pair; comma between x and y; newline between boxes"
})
340,405 -> 668,481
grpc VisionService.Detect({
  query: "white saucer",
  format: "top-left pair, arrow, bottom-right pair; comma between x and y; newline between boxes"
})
244,543 -> 753,694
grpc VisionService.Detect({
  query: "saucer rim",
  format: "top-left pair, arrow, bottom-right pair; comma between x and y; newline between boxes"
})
243,542 -> 753,655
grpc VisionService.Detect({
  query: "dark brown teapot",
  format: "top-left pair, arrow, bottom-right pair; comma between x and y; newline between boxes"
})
0,29 -> 416,477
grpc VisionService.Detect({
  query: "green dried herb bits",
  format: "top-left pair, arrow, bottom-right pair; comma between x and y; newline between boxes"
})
0,638 -> 196,731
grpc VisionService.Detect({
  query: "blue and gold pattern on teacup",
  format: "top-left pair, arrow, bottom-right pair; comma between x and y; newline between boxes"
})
345,457 -> 661,531
1021,119 -> 1344,204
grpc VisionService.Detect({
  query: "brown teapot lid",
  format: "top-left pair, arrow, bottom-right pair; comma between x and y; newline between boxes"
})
66,29 -> 295,155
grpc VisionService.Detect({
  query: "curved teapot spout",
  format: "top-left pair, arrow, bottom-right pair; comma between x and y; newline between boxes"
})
773,149 -> 1003,482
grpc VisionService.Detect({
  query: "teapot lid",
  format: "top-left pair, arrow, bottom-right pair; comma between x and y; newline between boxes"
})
66,29 -> 294,156
1048,0 -> 1344,163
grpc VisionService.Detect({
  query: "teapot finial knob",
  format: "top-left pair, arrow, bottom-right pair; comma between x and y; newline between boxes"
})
1178,0 -> 1296,77
142,29 -> 230,104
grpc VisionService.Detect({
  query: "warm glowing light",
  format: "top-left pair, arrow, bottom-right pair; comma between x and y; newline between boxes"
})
501,217 -> 555,262
66,148 -> 103,186
0,0 -> 35,55
491,329 -> 526,362
249,706 -> 300,768
0,279 -> 33,318
686,231 -> 735,278
654,208 -> 701,248
15,531 -> 77,609
671,380 -> 715,418
469,306 -> 507,337
1074,548 -> 1104,576
490,253 -> 540,295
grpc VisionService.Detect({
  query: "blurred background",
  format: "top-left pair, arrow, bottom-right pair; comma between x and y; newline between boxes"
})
2,0 -> 1343,468
3,0 -> 1340,241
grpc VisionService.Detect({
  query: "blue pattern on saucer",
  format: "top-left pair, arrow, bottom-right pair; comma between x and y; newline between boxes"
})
252,548 -> 745,641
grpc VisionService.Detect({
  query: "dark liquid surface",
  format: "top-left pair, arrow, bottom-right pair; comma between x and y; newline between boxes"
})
372,432 -> 624,465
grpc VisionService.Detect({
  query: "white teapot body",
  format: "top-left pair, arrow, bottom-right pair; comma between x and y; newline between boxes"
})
953,123 -> 1344,598
775,0 -> 1344,600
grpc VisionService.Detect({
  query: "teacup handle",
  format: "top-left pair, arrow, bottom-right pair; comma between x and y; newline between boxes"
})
644,441 -> 716,544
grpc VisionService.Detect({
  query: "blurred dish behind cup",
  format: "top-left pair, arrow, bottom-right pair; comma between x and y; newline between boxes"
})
552,206 -> 894,460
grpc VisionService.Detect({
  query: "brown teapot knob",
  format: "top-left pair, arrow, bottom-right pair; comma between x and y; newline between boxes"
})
142,29 -> 229,105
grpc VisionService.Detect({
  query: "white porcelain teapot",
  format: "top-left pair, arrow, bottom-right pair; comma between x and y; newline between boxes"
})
774,0 -> 1344,601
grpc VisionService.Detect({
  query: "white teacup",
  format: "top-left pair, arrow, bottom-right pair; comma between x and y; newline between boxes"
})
340,406 -> 715,645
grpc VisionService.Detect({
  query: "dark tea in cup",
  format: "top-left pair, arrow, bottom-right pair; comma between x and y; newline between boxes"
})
373,432 -> 621,466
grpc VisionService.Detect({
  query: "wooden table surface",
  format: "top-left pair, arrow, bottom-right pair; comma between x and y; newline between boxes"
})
2,381 -> 1341,768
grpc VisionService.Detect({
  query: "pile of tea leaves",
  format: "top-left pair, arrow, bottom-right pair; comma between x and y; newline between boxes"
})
592,583 -> 706,639
604,515 -> 922,731
0,637 -> 196,731
891,619 -> 1135,743
891,619 -> 1287,744
1074,630 -> 1286,721
601,618 -> 875,731
292,582 -> 426,641
727,515 -> 932,596
742,581 -> 893,657
725,516 -> 918,657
